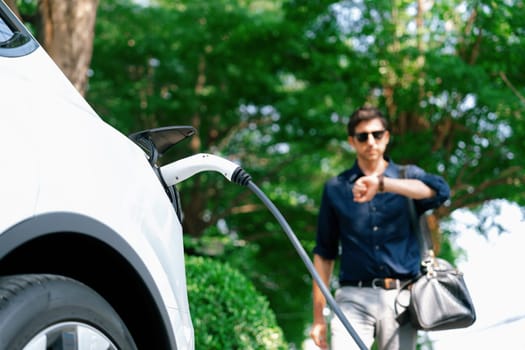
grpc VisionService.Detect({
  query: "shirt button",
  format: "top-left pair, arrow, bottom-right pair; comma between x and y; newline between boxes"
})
373,226 -> 379,231
375,245 -> 380,250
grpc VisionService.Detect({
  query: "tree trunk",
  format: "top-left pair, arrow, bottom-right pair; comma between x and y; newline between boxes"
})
4,0 -> 20,19
38,0 -> 99,96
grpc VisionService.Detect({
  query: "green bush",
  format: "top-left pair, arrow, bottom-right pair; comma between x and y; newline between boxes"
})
185,255 -> 287,349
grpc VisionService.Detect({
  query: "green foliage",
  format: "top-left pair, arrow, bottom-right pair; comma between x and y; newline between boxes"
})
14,0 -> 37,15
185,255 -> 287,349
184,217 -> 315,346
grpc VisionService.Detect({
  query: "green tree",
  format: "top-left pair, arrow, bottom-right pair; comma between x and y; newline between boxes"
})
85,0 -> 525,346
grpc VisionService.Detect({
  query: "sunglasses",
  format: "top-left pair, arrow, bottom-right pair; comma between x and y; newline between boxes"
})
353,130 -> 386,143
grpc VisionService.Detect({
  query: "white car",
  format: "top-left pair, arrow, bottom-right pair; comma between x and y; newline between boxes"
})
0,2 -> 194,349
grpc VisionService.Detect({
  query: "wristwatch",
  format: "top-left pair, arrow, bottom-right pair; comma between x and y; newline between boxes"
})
377,173 -> 385,192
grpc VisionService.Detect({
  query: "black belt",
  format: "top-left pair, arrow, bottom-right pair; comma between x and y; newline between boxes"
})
340,278 -> 405,290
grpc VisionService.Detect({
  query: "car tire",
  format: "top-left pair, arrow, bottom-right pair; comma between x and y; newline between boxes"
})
0,274 -> 137,350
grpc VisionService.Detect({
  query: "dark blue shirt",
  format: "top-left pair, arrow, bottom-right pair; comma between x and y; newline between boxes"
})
313,159 -> 450,283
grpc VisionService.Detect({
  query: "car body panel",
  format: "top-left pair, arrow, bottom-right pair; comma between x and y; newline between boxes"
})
0,4 -> 193,349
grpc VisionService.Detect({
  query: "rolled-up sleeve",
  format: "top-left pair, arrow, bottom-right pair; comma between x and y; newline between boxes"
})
408,165 -> 450,213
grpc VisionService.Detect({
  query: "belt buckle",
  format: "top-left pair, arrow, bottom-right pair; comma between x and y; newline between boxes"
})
384,278 -> 401,290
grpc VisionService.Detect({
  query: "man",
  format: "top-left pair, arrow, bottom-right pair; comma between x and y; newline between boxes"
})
310,107 -> 450,350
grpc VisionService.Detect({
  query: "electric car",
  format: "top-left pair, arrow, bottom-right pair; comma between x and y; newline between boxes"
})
0,2 -> 194,349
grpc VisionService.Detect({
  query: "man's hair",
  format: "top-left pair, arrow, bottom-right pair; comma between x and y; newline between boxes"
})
347,107 -> 389,136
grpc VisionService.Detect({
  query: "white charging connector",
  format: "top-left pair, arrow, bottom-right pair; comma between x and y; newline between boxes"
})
160,153 -> 251,186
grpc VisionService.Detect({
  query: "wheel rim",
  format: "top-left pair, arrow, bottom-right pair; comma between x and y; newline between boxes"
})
23,322 -> 117,350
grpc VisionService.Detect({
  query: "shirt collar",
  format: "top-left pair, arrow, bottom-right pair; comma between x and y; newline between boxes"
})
348,156 -> 396,178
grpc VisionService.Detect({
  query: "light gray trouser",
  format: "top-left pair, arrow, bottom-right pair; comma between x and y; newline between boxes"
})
330,286 -> 417,350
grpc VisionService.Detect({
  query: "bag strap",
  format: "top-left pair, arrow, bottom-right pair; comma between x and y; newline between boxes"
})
395,165 -> 433,320
398,166 -> 434,261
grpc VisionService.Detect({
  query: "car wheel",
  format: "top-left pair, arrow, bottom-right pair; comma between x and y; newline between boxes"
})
0,274 -> 137,350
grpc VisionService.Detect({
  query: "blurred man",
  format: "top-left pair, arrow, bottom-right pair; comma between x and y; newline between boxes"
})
310,107 -> 450,350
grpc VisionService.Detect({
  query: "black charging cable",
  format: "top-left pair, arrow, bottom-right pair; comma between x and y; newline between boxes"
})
236,174 -> 367,350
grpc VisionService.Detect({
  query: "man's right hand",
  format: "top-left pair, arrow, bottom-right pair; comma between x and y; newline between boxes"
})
310,321 -> 328,349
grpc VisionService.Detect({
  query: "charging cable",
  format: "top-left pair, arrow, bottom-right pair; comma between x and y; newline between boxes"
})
161,153 -> 366,350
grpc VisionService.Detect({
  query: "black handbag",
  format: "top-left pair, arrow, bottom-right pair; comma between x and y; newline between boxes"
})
407,253 -> 476,330
396,167 -> 476,331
